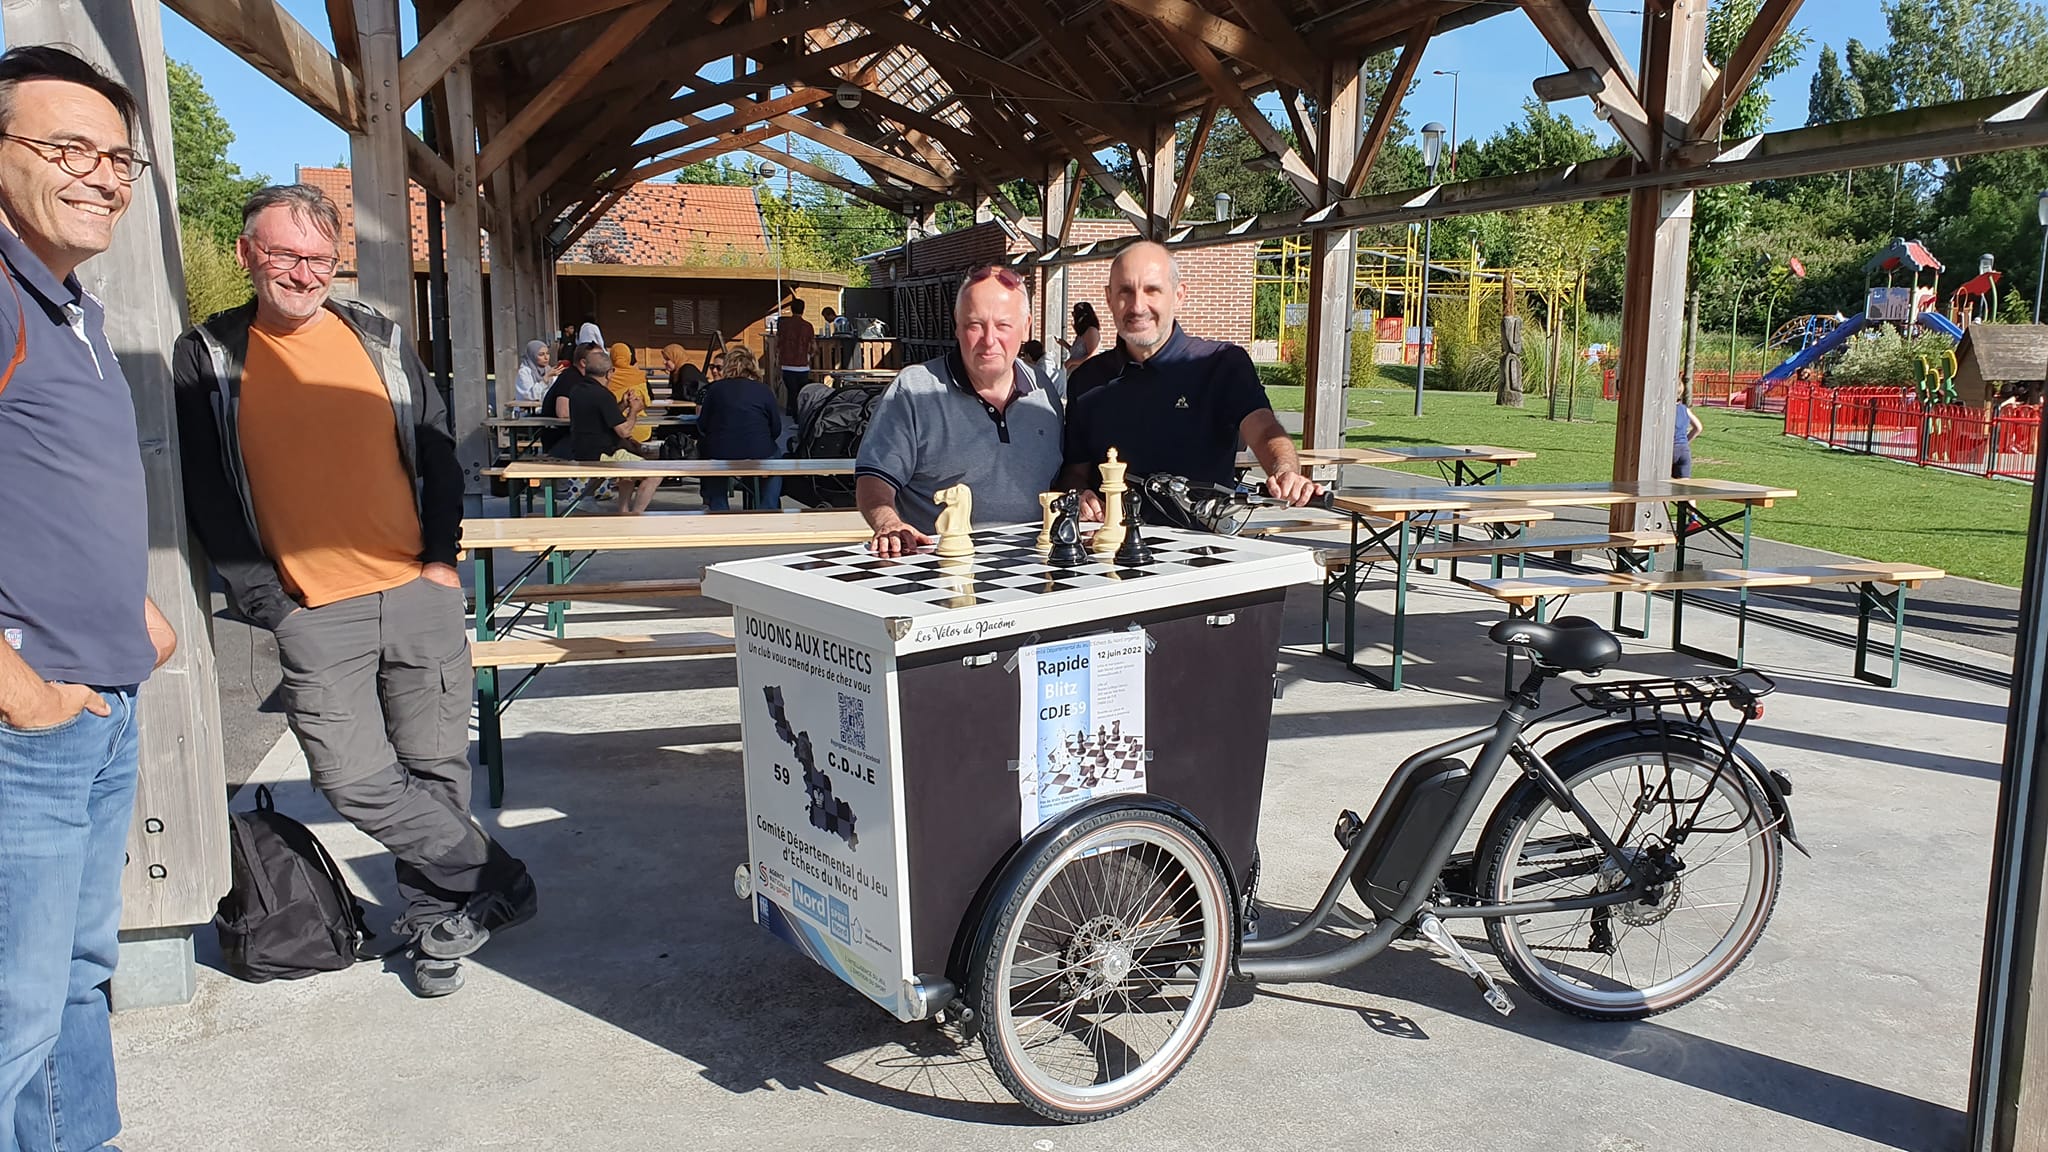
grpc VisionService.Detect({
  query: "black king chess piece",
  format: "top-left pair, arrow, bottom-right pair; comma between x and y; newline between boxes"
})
1114,494 -> 1152,566
1048,490 -> 1086,567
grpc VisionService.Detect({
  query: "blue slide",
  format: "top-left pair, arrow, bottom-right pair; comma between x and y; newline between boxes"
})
1761,313 -> 1869,384
1758,311 -> 1965,385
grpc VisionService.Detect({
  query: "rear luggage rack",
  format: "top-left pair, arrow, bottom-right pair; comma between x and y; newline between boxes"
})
1571,669 -> 1777,718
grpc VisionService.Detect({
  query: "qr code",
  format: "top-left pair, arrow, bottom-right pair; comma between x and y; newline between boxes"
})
837,692 -> 866,751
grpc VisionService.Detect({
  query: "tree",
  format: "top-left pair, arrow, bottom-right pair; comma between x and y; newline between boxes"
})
1806,45 -> 1859,125
167,59 -> 265,248
668,157 -> 761,186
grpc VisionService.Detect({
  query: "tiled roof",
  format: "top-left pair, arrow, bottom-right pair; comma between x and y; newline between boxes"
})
293,167 -> 769,270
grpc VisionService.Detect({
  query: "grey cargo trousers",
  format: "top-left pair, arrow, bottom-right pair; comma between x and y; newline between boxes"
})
272,575 -> 524,935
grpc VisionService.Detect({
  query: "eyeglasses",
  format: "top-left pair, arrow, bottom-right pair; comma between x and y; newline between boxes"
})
963,264 -> 1025,291
1,134 -> 149,183
247,243 -> 340,277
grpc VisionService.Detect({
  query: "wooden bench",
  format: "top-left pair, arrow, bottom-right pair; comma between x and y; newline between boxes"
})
1249,505 -> 1556,539
1470,561 -> 1945,688
471,630 -> 736,806
1319,529 -> 1675,570
501,578 -> 704,604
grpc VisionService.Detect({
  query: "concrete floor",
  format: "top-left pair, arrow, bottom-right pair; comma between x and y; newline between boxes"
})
120,533 -> 2003,1152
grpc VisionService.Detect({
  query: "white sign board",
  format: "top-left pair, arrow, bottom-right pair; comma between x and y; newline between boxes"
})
1015,632 -> 1148,837
737,609 -> 908,1018
1867,286 -> 1917,323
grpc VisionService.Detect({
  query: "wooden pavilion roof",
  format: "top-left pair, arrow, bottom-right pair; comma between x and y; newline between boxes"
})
428,0 -> 1505,233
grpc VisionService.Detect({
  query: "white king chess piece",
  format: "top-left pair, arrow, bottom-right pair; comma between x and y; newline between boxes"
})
1091,448 -> 1128,556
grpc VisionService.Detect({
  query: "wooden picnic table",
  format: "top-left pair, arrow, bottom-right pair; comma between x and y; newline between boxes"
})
1236,444 -> 1535,485
1323,477 -> 1796,690
497,457 -> 860,516
486,413 -> 695,459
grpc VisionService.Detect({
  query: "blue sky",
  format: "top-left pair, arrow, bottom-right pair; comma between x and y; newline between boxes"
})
11,0 -> 1891,189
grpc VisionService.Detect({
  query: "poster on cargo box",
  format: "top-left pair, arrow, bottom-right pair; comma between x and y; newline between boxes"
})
1015,632 -> 1148,838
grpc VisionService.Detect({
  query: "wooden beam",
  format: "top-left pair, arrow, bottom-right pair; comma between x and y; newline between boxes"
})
529,69 -> 682,210
1141,119 -> 1175,238
400,0 -> 525,109
656,0 -> 895,79
1008,0 -> 1129,125
163,0 -> 363,130
1055,123 -> 1150,232
328,0 -> 362,72
1278,84 -> 1316,172
1158,24 -> 1319,201
764,115 -> 950,191
652,34 -> 882,122
406,127 -> 463,206
1521,0 -> 1656,159
1689,0 -> 1802,138
1101,0 -> 1315,91
1168,98 -> 1218,228
631,88 -> 830,161
1347,18 -> 1432,197
478,0 -> 645,48
1227,0 -> 1321,72
478,0 -> 668,179
612,122 -> 790,184
867,11 -> 1146,144
1304,55 -> 1361,449
744,141 -> 916,213
561,188 -> 627,250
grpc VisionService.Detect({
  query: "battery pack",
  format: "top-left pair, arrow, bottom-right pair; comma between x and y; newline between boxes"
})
1350,758 -> 1472,919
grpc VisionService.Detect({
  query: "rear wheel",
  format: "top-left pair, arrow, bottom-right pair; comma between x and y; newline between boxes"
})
1478,737 -> 1781,1020
974,806 -> 1231,1123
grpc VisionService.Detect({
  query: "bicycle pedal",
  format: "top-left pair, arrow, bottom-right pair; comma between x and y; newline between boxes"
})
1416,912 -> 1515,1018
1333,810 -> 1364,850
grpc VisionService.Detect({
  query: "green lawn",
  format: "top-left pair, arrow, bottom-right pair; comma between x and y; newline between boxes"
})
1263,386 -> 2032,587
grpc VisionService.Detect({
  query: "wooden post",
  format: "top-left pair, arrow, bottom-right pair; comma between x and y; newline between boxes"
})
350,0 -> 412,323
0,0 -> 231,1007
1042,163 -> 1075,347
480,81 -> 524,405
440,61 -> 489,501
1610,0 -> 1707,531
1302,58 -> 1360,451
1144,119 -> 1176,240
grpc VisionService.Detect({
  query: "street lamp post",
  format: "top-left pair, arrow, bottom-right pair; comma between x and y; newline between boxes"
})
1433,70 -> 1460,178
1414,122 -> 1445,416
2035,190 -> 2048,325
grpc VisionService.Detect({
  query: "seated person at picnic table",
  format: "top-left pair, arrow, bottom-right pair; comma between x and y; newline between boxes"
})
856,265 -> 1064,555
606,341 -> 655,455
536,342 -> 599,459
661,342 -> 707,402
1059,241 -> 1319,515
697,345 -> 788,511
554,348 -> 660,516
514,339 -> 559,401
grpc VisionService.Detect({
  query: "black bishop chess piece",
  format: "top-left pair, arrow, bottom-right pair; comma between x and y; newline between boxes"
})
1048,490 -> 1086,567
1114,495 -> 1153,567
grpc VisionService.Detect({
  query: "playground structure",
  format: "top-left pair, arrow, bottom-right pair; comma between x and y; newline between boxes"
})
1759,239 -> 1966,389
1783,381 -> 2041,482
1257,235 -> 1590,399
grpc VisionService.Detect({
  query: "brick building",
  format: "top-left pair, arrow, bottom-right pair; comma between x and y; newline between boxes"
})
296,167 -> 845,364
858,217 -> 1257,359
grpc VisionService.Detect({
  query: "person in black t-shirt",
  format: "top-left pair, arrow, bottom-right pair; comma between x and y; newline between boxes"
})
538,342 -> 602,458
1059,242 -> 1321,516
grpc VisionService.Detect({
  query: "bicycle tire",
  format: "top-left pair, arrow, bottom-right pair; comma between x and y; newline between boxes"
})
1477,734 -> 1781,1021
973,806 -> 1231,1123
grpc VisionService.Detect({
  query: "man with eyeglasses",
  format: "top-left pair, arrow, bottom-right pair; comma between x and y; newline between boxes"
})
172,184 -> 535,999
0,45 -> 178,1152
856,265 -> 1063,554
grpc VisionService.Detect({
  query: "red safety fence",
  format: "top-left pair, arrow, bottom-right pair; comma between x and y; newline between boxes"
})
1601,369 -> 1779,411
1781,381 -> 2041,481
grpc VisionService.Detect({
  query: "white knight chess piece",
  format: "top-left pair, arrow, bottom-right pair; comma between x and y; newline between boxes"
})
933,483 -> 974,557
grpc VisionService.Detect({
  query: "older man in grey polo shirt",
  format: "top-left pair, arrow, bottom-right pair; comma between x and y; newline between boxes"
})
856,265 -> 1063,555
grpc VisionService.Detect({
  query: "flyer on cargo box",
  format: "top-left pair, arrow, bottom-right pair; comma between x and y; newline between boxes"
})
737,609 -> 906,1018
1016,631 -> 1148,837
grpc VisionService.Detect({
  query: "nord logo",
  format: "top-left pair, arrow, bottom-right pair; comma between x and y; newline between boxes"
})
792,880 -> 829,923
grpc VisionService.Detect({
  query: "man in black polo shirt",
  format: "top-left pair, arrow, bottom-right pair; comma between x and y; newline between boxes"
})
1060,242 -> 1320,516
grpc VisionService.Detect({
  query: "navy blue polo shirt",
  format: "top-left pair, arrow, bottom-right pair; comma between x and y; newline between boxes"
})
0,225 -> 153,687
1062,324 -> 1271,486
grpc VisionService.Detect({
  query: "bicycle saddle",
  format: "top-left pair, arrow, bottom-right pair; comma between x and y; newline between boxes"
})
1487,616 -> 1622,673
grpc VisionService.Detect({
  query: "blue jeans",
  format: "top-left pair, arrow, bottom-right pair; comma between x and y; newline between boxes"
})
0,688 -> 139,1152
700,476 -> 783,511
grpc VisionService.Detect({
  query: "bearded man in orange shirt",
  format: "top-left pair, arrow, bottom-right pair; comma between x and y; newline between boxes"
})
172,185 -> 533,998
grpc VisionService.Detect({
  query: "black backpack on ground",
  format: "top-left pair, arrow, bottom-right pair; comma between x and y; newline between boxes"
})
214,786 -> 375,982
785,380 -> 891,507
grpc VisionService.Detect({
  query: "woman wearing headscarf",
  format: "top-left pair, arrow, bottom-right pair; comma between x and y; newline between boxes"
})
661,343 -> 706,403
606,342 -> 654,452
514,339 -> 556,401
